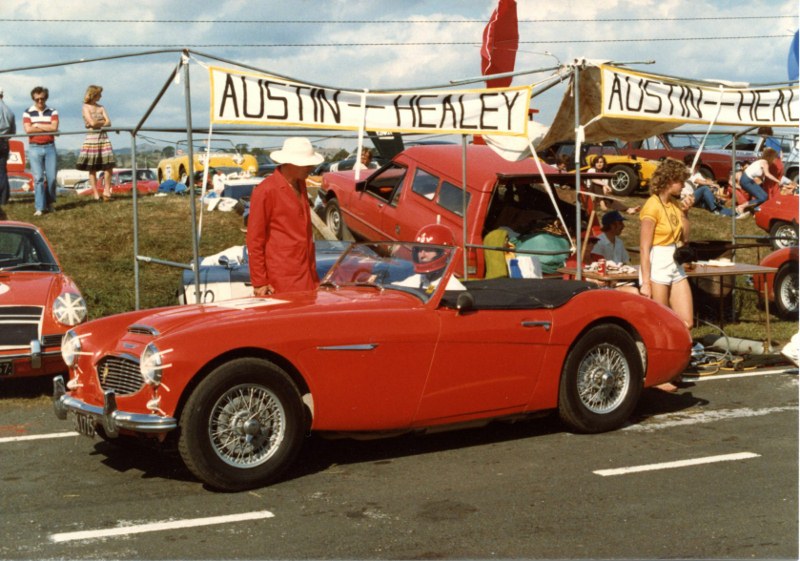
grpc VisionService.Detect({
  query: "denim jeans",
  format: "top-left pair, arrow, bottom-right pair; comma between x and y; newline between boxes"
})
0,141 -> 8,205
692,185 -> 734,216
739,173 -> 768,211
28,142 -> 57,211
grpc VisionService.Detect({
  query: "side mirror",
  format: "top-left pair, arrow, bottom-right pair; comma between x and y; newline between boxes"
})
456,291 -> 475,314
355,180 -> 366,193
218,255 -> 231,268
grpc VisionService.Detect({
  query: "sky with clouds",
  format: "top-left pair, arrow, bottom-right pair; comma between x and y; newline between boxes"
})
0,0 -> 796,152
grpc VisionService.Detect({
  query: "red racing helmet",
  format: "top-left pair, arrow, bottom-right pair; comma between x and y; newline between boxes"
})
412,224 -> 455,274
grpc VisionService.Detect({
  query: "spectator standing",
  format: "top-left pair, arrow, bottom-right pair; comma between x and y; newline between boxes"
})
639,158 -> 694,392
0,86 -> 16,218
23,87 -> 59,216
246,137 -> 323,295
75,85 -> 116,201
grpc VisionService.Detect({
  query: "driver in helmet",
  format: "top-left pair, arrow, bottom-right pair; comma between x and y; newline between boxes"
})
394,224 -> 465,293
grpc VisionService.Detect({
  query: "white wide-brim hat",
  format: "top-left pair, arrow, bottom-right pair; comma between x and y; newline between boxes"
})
271,137 -> 324,166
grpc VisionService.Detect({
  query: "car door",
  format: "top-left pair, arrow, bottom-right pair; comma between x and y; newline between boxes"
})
414,305 -> 554,424
345,163 -> 409,240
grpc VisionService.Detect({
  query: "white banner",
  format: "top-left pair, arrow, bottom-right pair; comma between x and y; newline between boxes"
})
209,66 -> 531,135
600,65 -> 799,127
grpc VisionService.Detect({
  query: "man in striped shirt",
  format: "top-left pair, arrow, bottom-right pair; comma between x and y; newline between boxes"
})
23,87 -> 59,216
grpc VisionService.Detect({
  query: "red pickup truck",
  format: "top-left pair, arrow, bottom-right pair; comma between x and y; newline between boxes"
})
319,145 -> 582,277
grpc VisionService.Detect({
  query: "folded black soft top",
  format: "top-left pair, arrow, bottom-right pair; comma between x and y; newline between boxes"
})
442,277 -> 598,310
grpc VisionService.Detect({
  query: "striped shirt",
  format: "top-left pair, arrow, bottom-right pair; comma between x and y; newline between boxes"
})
23,105 -> 58,145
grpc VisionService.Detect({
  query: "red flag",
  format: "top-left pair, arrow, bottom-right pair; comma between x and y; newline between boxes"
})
480,0 -> 519,88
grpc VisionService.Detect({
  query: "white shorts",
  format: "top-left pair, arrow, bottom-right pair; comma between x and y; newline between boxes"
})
640,244 -> 687,286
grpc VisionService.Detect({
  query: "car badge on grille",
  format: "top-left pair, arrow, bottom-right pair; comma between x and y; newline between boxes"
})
101,363 -> 110,385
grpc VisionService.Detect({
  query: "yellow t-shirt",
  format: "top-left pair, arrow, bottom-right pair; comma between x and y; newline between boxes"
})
640,195 -> 683,246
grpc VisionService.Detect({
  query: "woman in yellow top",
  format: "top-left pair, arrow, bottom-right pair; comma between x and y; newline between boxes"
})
639,158 -> 694,331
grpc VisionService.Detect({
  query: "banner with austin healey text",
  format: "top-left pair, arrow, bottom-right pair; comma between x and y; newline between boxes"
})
209,66 -> 532,136
600,64 -> 799,127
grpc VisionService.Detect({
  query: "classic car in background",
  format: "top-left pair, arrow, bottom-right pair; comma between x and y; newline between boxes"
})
620,132 -> 755,183
1,221 -> 87,379
544,141 -> 659,196
319,144 -> 586,278
7,140 -> 35,198
73,169 -> 160,196
177,240 -> 351,304
157,140 -> 258,184
53,239 -> 691,491
753,246 -> 798,321
754,193 -> 798,250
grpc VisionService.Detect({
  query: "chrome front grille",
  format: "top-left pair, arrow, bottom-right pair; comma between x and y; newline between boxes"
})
0,306 -> 42,348
97,356 -> 143,396
41,334 -> 63,348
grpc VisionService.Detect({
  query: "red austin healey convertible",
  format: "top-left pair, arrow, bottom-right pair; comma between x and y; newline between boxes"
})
53,236 -> 691,491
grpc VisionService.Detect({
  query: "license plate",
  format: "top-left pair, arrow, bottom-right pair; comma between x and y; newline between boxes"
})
0,361 -> 13,377
72,412 -> 96,438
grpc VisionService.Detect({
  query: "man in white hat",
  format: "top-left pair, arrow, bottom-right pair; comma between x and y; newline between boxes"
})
246,137 -> 324,295
0,86 -> 16,218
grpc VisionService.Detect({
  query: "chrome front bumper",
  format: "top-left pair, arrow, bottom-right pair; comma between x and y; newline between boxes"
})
52,376 -> 177,438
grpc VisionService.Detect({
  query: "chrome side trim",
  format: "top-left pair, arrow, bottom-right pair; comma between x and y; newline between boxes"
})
1,349 -> 61,361
316,344 -> 379,351
52,377 -> 176,435
521,321 -> 551,331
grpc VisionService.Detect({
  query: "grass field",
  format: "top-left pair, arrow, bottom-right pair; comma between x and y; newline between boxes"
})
2,189 -> 796,348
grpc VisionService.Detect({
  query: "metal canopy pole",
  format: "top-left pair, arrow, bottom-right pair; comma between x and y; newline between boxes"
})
181,51 -> 202,305
462,135 -> 468,279
573,66 -> 583,281
131,134 -> 141,310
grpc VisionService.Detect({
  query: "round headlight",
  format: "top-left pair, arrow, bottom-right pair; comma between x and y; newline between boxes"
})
61,330 -> 81,368
140,343 -> 163,387
53,293 -> 88,326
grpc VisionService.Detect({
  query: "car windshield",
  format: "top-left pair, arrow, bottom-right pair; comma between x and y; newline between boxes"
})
321,241 -> 458,303
0,227 -> 59,272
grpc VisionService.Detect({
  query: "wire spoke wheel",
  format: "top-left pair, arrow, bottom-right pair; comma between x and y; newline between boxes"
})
576,343 -> 630,414
209,384 -> 286,468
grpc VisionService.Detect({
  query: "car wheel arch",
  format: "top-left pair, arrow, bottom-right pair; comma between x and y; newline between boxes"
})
561,317 -> 646,379
172,346 -> 313,428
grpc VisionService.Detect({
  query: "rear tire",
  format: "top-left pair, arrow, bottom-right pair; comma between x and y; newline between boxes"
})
608,165 -> 638,196
178,358 -> 305,491
324,199 -> 346,240
770,221 -> 798,250
558,325 -> 643,433
773,264 -> 799,321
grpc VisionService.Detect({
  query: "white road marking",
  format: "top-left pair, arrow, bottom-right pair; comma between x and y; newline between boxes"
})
623,405 -> 798,432
594,452 -> 760,477
49,510 -> 275,543
0,431 -> 78,444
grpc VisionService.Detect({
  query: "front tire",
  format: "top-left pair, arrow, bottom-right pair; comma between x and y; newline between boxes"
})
770,221 -> 798,250
558,325 -> 643,433
608,165 -> 638,196
178,358 -> 305,491
773,264 -> 799,321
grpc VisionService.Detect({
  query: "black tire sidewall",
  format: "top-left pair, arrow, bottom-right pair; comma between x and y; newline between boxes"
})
325,199 -> 343,240
558,325 -> 643,433
774,265 -> 799,320
179,358 -> 305,491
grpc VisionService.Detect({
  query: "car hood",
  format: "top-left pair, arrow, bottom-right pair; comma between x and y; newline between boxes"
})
0,272 -> 61,306
122,288 -> 419,339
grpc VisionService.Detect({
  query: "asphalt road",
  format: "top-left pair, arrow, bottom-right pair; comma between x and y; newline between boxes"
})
0,368 -> 797,560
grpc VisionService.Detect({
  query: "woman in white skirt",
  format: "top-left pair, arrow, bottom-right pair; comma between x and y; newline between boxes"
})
639,158 -> 694,390
75,85 -> 116,200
